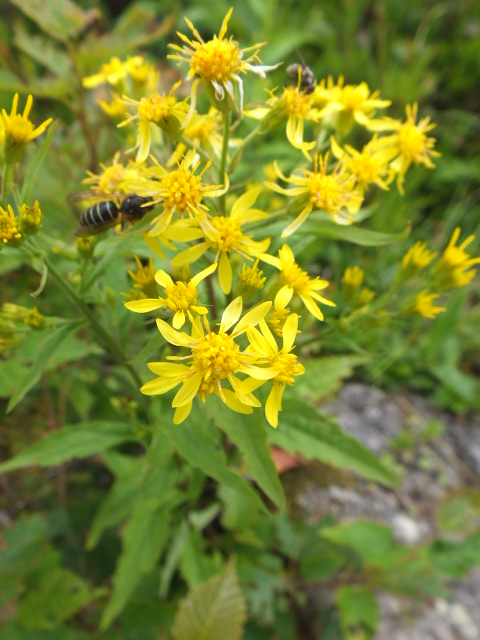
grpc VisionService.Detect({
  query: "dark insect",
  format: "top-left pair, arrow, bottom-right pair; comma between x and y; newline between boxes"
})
71,193 -> 154,236
286,60 -> 316,95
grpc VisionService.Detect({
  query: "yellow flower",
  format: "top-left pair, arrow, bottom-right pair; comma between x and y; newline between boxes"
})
314,76 -> 391,134
1,94 -> 52,163
171,186 -> 271,294
267,307 -> 290,337
342,265 -> 364,299
141,297 -> 274,424
24,307 -> 45,329
261,244 -> 335,321
125,262 -> 217,329
19,200 -> 42,235
118,83 -> 190,162
83,154 -> 150,195
0,204 -> 22,246
411,290 -> 446,319
371,103 -> 439,194
330,136 -> 393,193
171,108 -> 224,163
245,85 -> 321,159
83,56 -> 154,89
169,8 -> 278,112
145,149 -> 227,236
237,259 -> 266,298
126,256 -> 158,298
242,314 -> 304,427
266,153 -> 363,236
432,227 -> 480,289
401,240 -> 437,275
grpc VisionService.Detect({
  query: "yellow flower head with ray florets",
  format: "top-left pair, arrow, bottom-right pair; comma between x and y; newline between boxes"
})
432,227 -> 480,290
1,94 -> 52,164
169,8 -> 279,112
141,297 -> 276,424
0,204 -> 22,247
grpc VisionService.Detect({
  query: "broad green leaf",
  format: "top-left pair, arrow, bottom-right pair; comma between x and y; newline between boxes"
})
180,528 -> 224,589
0,421 -> 136,473
7,323 -> 75,413
158,411 -> 268,513
436,489 -> 480,534
0,514 -> 47,576
296,355 -> 368,401
100,497 -> 172,629
321,521 -> 396,566
268,400 -> 398,487
0,621 -> 90,640
218,485 -> 262,532
337,585 -> 378,640
207,400 -> 285,508
173,559 -> 246,640
430,532 -> 480,577
14,28 -> 71,76
10,0 -> 99,43
18,568 -> 104,629
303,220 -> 409,246
159,520 -> 189,598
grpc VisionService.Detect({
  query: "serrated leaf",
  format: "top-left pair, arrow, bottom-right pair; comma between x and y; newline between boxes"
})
336,585 -> 378,640
10,0 -> 99,43
7,323 -> 78,413
173,558 -> 246,640
207,400 -> 285,508
0,421 -> 136,473
100,497 -> 172,629
268,400 -> 398,487
303,220 -> 410,246
296,355 -> 368,401
157,411 -> 268,513
18,568 -> 103,629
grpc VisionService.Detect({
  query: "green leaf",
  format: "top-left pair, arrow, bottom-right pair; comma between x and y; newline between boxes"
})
296,355 -> 368,401
0,421 -> 136,473
21,121 -> 57,204
320,521 -> 396,567
207,400 -> 285,508
180,528 -> 224,589
7,323 -> 75,413
173,558 -> 246,640
18,568 -> 103,629
10,0 -> 99,43
302,220 -> 410,246
158,410 -> 268,513
0,621 -> 91,640
436,489 -> 480,534
268,400 -> 398,487
430,532 -> 480,577
337,585 -> 378,640
14,28 -> 72,76
100,497 -> 172,630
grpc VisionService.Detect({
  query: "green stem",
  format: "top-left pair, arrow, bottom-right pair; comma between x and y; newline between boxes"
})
219,109 -> 231,213
229,125 -> 261,174
37,248 -> 143,390
1,161 -> 14,198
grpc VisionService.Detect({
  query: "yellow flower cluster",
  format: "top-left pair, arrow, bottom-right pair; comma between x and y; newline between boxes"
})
76,9 -> 477,427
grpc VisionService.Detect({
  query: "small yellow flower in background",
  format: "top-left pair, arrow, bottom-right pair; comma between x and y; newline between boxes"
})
262,244 -> 336,321
410,290 -> 446,319
169,8 -> 278,113
245,85 -> 321,159
267,307 -> 290,337
23,307 -> 45,329
267,153 -> 363,236
141,297 -> 274,424
342,265 -> 364,299
237,259 -> 266,298
372,103 -> 439,194
145,149 -> 227,236
127,256 -> 158,299
242,314 -> 305,428
330,136 -> 393,193
19,200 -> 42,235
432,227 -> 480,289
171,186 -> 271,294
98,94 -> 128,120
119,82 -> 190,162
171,109 -> 224,163
314,76 -> 391,134
356,287 -> 375,307
83,154 -> 150,195
401,240 -> 437,275
76,235 -> 95,258
125,262 -> 217,329
0,204 -> 22,247
83,56 -> 156,89
1,94 -> 52,164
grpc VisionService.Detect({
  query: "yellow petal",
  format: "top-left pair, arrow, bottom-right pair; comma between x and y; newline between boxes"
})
125,299 -> 164,313
220,388 -> 253,415
171,242 -> 208,267
230,186 -> 261,220
236,301 -> 272,335
156,318 -> 192,346
172,371 -> 203,407
221,297 -> 242,331
173,310 -> 186,329
140,376 -> 182,395
155,269 -> 174,287
265,384 -> 284,428
282,314 -> 299,352
275,285 -> 293,310
218,252 -> 232,294
173,402 -> 193,424
191,261 -> 217,286
300,295 -> 324,321
147,362 -> 189,376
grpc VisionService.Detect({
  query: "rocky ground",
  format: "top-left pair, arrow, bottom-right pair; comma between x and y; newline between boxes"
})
294,383 -> 480,640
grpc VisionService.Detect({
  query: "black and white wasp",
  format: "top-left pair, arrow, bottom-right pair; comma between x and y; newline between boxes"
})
69,192 -> 154,236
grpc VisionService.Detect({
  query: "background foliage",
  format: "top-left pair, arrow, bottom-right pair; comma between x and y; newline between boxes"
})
1,0 -> 480,638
